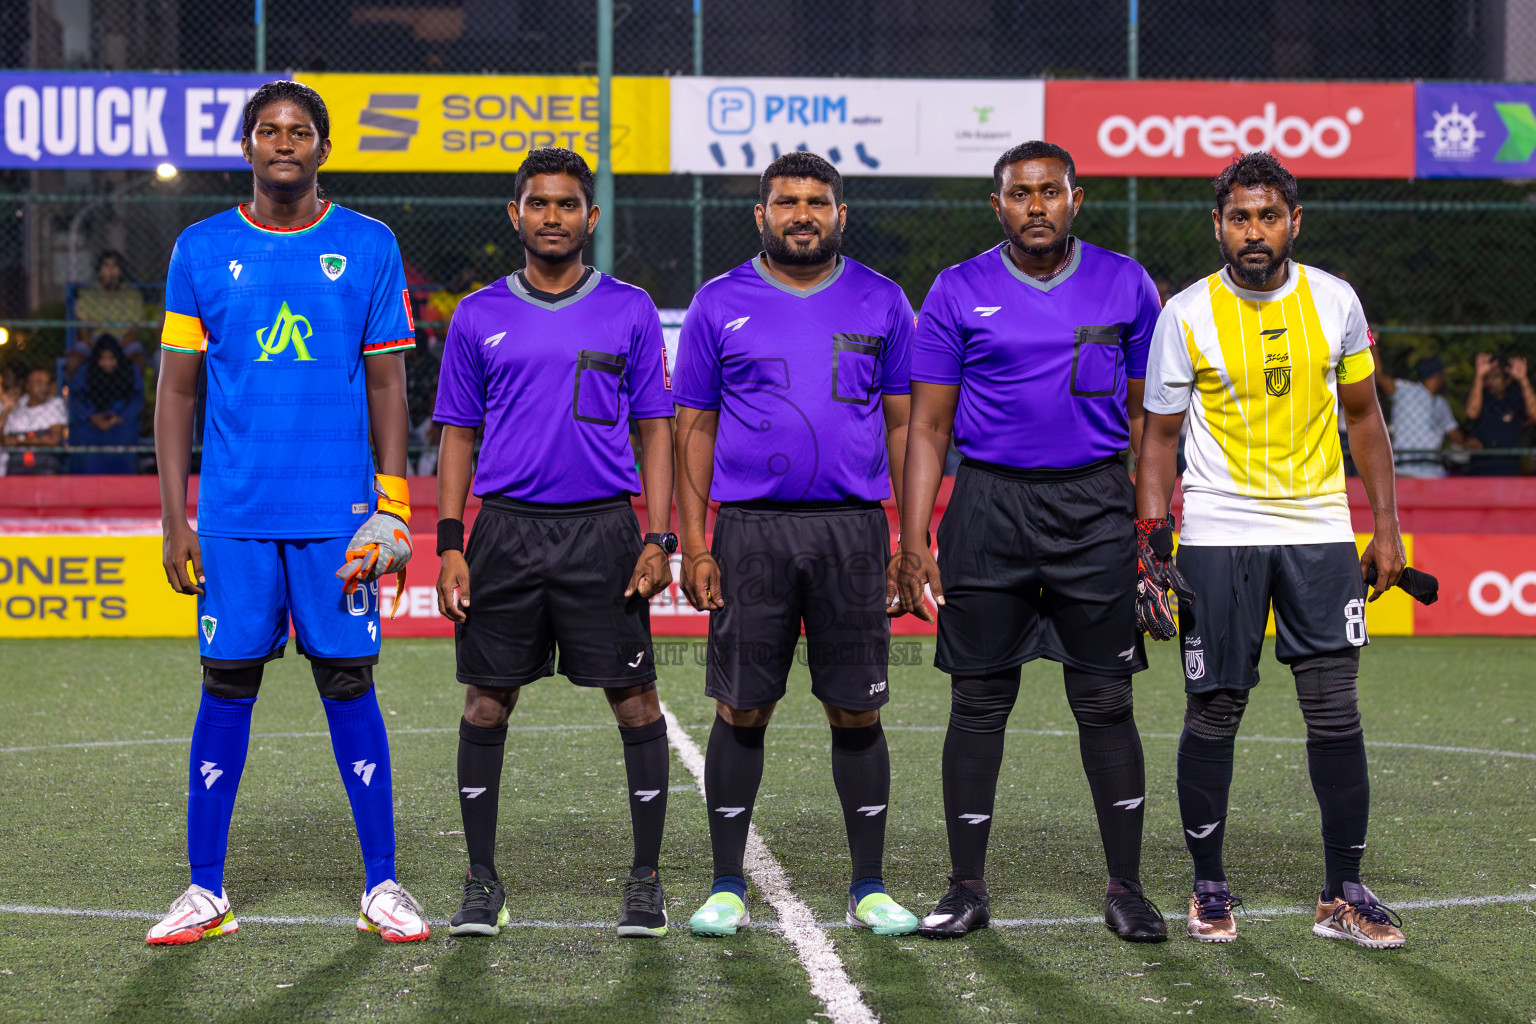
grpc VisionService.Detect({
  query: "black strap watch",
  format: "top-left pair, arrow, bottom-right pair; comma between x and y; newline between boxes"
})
643,532 -> 678,555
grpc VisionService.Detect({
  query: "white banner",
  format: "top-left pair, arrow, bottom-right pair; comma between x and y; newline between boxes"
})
670,77 -> 1045,177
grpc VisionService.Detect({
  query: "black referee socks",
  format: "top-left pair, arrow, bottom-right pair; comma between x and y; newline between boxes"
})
619,717 -> 670,873
704,715 -> 767,882
457,717 -> 507,879
830,722 -> 890,883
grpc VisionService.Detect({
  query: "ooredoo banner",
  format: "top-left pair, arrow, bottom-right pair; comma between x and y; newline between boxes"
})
1045,80 -> 1416,178
1412,534 -> 1536,636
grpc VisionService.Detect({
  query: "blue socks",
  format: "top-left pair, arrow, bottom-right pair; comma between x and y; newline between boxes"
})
321,687 -> 397,891
711,874 -> 748,900
186,693 -> 256,893
850,876 -> 886,903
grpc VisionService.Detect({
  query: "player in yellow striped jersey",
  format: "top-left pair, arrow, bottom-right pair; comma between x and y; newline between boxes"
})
1135,153 -> 1407,950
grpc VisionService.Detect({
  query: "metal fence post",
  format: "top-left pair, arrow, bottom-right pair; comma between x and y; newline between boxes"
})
1126,0 -> 1138,261
595,0 -> 615,274
692,0 -> 705,291
255,0 -> 266,75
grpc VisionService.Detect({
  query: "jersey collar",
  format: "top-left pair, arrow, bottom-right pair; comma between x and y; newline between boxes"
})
1218,259 -> 1300,303
752,253 -> 845,298
237,200 -> 334,235
997,237 -> 1082,293
504,266 -> 603,311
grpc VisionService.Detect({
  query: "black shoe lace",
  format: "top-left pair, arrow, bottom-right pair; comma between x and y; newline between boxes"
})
1332,896 -> 1402,929
1114,886 -> 1166,921
623,875 -> 660,913
934,877 -> 985,917
460,877 -> 497,914
1194,888 -> 1242,923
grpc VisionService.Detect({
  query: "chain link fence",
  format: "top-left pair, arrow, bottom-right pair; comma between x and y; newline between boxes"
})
3,0 -> 1535,474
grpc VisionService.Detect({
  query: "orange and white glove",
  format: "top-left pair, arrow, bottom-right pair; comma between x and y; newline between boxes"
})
336,474 -> 412,617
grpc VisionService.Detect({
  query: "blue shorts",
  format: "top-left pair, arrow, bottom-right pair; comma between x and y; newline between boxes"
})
196,535 -> 382,667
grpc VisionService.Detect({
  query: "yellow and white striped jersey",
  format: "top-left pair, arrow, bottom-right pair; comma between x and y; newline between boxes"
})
1143,261 -> 1375,545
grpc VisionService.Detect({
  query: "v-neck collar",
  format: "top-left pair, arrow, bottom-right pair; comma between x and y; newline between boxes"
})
997,237 -> 1083,293
504,267 -> 603,311
752,253 -> 845,298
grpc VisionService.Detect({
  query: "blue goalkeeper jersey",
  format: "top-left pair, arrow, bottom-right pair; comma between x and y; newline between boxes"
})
162,202 -> 416,539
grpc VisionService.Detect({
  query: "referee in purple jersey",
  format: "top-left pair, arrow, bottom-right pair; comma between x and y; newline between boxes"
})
896,142 -> 1168,942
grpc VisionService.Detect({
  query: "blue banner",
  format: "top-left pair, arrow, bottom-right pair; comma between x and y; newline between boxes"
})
1,72 -> 279,170
1416,82 -> 1536,179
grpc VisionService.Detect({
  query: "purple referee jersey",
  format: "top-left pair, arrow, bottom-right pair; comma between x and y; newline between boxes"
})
433,270 -> 672,502
671,254 -> 914,503
913,239 -> 1160,470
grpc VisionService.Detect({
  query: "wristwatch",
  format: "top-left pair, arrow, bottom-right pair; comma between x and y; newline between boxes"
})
643,532 -> 679,554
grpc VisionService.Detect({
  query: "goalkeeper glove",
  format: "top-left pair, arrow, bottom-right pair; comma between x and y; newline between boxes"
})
336,474 -> 413,618
1134,515 -> 1195,641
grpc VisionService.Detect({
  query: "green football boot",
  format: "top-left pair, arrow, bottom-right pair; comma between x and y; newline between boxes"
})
689,891 -> 750,936
846,892 -> 920,935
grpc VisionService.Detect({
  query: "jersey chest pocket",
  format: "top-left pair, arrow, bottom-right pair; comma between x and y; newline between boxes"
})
832,333 -> 883,405
573,349 -> 627,425
722,355 -> 790,390
1070,325 -> 1122,398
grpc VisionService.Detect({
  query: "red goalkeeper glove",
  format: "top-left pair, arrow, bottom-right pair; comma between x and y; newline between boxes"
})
1134,515 -> 1195,641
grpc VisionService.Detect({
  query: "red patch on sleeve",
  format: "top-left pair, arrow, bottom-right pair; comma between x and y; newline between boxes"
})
661,342 -> 672,391
1366,326 -> 1375,346
402,289 -> 415,331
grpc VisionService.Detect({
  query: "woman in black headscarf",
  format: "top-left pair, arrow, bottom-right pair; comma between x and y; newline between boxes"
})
69,334 -> 144,474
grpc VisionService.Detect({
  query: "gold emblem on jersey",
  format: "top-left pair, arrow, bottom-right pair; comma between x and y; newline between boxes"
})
1262,330 -> 1292,397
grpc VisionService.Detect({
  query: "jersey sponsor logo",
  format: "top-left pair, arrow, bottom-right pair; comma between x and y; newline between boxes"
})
319,253 -> 347,281
352,759 -> 377,786
661,342 -> 672,391
200,615 -> 217,642
483,331 -> 506,347
1113,797 -> 1144,810
228,259 -> 243,280
869,679 -> 887,695
714,806 -> 747,818
256,301 -> 316,362
633,789 -> 661,802
1185,649 -> 1206,679
855,804 -> 886,817
973,305 -> 1001,317
958,813 -> 990,825
724,316 -> 750,332
1186,820 -> 1221,839
198,760 -> 223,788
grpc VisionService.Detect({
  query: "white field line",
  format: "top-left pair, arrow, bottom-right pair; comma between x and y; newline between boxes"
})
0,724 -> 607,755
658,701 -> 879,1024
3,890 -> 1533,934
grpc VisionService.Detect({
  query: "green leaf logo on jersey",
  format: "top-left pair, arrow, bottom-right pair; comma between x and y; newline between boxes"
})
256,302 -> 316,362
201,616 -> 217,643
319,254 -> 347,281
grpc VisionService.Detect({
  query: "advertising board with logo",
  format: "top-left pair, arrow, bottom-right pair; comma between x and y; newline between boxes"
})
1415,83 -> 1536,179
0,534 -> 196,637
1044,80 -> 1415,178
670,77 -> 1045,177
1411,534 -> 1536,636
295,73 -> 670,173
0,72 -> 271,170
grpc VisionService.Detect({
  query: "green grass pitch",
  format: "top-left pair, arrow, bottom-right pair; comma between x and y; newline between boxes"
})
0,636 -> 1533,1023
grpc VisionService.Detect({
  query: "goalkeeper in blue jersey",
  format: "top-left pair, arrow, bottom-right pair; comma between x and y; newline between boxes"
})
148,81 -> 427,945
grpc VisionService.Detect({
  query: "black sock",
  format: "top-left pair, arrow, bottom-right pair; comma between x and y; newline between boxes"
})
942,673 -> 1018,881
830,722 -> 889,882
1307,731 -> 1370,900
1064,671 -> 1145,886
704,714 -> 766,881
1176,729 -> 1235,883
457,717 -> 507,879
619,717 -> 669,873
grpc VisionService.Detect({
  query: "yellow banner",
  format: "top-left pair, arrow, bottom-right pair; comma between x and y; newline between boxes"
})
0,536 -> 196,638
295,73 -> 670,173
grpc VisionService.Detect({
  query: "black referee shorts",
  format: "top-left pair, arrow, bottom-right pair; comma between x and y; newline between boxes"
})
934,456 -> 1147,677
705,501 -> 891,712
454,495 -> 656,689
1176,542 -> 1368,692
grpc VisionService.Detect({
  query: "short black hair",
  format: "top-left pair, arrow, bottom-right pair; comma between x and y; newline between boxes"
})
95,250 -> 125,273
1213,152 -> 1299,213
514,148 -> 596,206
758,151 -> 842,206
242,81 -> 330,142
993,141 -> 1076,193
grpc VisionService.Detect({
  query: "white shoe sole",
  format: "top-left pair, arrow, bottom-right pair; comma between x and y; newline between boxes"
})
1187,926 -> 1237,943
1312,922 -> 1404,948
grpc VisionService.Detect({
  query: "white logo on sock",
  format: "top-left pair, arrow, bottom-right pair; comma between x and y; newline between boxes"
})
1114,797 -> 1145,810
856,804 -> 886,817
198,761 -> 222,789
634,789 -> 661,802
460,786 -> 486,799
352,759 -> 377,787
959,813 -> 991,825
715,806 -> 746,818
1349,842 -> 1368,849
1186,820 -> 1221,839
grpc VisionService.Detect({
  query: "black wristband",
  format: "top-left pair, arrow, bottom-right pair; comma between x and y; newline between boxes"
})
437,517 -> 465,555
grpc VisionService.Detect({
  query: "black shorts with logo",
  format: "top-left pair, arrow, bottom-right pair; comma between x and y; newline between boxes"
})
1175,542 -> 1369,692
454,495 -> 656,689
705,501 -> 891,712
934,456 -> 1148,677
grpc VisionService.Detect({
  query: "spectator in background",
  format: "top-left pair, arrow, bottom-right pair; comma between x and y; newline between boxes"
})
69,336 -> 144,474
422,263 -> 483,328
1375,355 -> 1465,478
1,365 -> 67,474
1465,353 -> 1536,476
69,251 -> 148,375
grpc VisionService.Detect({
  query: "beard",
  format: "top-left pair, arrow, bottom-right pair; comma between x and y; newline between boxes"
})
762,219 -> 842,266
1221,231 -> 1294,289
1011,216 -> 1071,259
520,224 -> 589,264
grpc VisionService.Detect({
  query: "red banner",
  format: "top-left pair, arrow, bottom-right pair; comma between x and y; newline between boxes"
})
1412,534 -> 1536,636
1045,80 -> 1416,178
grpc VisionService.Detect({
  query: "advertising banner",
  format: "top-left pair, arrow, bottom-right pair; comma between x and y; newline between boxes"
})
1416,83 -> 1536,179
670,77 -> 1045,177
0,72 -> 272,170
1411,534 -> 1536,636
295,73 -> 670,173
0,534 -> 196,637
1044,80 -> 1416,178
